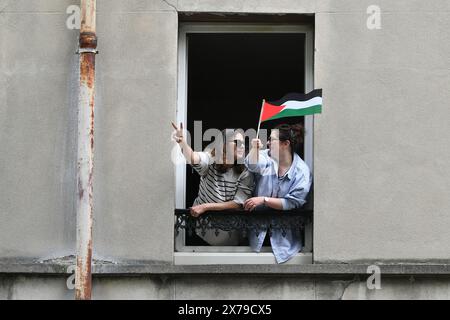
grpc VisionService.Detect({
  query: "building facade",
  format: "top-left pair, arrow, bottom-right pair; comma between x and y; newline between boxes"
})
1,0 -> 450,299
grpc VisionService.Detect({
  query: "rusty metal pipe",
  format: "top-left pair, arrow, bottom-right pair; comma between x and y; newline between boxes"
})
75,0 -> 97,300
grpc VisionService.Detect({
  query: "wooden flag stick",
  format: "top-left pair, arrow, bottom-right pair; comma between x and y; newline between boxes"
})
256,99 -> 265,140
255,99 -> 265,162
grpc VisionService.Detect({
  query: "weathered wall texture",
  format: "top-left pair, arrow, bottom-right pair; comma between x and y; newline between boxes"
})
313,0 -> 450,263
0,0 -> 79,259
0,0 -> 178,262
93,0 -> 177,262
2,275 -> 450,300
1,0 -> 450,299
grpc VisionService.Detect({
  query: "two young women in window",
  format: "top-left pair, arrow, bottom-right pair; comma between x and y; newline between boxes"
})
172,122 -> 312,263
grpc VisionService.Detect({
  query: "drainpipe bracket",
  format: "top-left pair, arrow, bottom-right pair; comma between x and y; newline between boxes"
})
77,48 -> 99,55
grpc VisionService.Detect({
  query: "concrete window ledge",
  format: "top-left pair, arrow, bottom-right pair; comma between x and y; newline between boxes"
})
1,258 -> 450,276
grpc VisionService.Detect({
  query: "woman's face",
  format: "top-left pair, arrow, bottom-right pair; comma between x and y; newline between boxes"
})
267,130 -> 280,158
234,132 -> 245,160
222,132 -> 245,164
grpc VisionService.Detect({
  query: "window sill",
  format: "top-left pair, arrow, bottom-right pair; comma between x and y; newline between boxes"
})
174,252 -> 312,265
2,258 -> 450,276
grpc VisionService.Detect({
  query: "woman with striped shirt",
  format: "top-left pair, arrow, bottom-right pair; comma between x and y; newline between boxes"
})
172,123 -> 254,245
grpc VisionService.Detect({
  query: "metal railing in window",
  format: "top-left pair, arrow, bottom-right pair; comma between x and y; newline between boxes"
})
174,208 -> 313,239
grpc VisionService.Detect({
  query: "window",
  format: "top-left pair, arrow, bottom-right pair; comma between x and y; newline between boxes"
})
175,23 -> 314,264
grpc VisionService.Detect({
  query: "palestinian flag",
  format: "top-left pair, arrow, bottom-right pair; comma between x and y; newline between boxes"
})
260,89 -> 322,123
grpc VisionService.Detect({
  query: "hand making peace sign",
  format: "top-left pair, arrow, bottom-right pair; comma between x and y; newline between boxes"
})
171,122 -> 184,144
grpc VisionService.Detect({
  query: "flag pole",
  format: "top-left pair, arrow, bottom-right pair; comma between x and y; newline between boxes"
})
256,99 -> 265,139
255,99 -> 265,162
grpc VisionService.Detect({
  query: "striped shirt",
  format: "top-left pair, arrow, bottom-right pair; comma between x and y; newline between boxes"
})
192,152 -> 254,207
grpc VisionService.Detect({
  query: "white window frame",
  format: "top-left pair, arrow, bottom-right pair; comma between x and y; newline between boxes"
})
175,23 -> 314,265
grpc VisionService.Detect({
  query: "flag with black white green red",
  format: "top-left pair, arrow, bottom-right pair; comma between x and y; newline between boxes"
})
260,89 -> 322,123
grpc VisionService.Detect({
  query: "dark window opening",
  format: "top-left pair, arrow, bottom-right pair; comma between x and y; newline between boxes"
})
186,33 -> 306,246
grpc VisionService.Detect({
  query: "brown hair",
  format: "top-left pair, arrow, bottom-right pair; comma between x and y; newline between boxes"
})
274,123 -> 304,155
211,129 -> 245,174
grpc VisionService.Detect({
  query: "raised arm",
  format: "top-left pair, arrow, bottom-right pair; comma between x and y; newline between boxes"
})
171,122 -> 200,165
246,138 -> 262,168
245,138 -> 271,174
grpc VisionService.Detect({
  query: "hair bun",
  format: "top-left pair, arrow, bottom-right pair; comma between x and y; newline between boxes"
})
274,123 -> 304,154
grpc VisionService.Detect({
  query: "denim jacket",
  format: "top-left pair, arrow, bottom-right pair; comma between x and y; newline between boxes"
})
245,150 -> 312,263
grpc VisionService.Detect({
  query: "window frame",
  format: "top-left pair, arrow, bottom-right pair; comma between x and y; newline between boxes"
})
175,23 -> 314,264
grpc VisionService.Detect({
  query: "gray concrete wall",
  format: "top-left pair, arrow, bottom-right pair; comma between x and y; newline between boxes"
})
313,0 -> 450,263
0,0 -> 78,259
1,0 -> 450,299
0,0 -> 177,262
2,274 -> 450,300
93,0 -> 177,262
